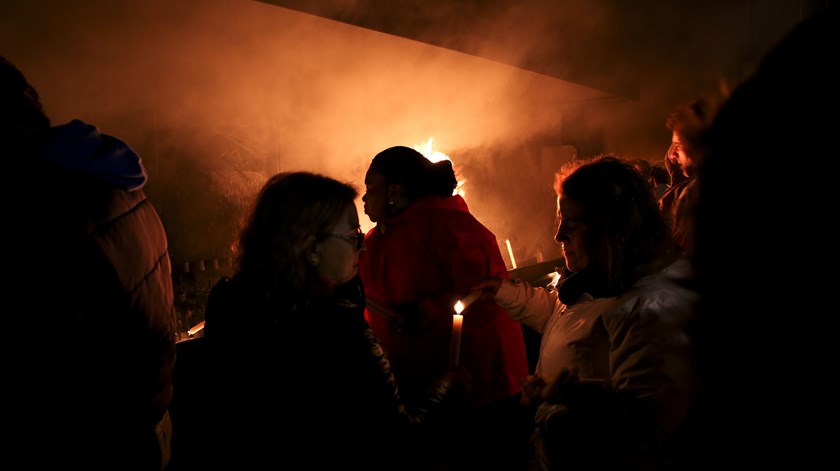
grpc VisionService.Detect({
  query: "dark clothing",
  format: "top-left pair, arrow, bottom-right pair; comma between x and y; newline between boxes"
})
9,120 -> 176,470
659,176 -> 696,256
190,275 -> 458,470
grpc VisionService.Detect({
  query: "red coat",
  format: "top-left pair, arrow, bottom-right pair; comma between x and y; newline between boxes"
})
359,195 -> 528,407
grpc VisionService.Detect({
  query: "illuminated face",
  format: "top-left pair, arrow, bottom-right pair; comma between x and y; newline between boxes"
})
670,131 -> 694,178
554,196 -> 589,273
315,203 -> 364,287
362,171 -> 388,224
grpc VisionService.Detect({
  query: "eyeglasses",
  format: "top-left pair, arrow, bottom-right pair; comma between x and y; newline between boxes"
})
320,230 -> 365,251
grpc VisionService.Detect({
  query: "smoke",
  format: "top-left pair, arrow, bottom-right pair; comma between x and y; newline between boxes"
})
0,0 -> 805,267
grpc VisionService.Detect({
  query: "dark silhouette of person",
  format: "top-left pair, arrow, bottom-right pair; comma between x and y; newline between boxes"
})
359,146 -> 531,469
691,4 -> 838,468
2,54 -> 177,470
189,172 -> 466,470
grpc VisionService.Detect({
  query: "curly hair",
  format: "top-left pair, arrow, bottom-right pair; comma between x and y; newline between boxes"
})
554,155 -> 677,294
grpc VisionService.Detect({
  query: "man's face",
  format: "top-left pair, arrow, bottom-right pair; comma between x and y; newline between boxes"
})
670,131 -> 694,177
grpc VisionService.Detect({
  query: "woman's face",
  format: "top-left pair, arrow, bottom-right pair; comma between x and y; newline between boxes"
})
554,196 -> 589,272
315,203 -> 365,287
362,170 -> 388,224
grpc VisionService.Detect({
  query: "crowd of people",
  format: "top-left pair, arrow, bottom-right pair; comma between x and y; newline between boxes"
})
4,3 -> 835,469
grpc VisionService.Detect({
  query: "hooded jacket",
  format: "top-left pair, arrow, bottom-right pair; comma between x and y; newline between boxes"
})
8,119 -> 176,470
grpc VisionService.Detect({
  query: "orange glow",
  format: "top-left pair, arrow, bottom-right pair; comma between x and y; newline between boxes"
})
414,136 -> 465,197
187,320 -> 206,336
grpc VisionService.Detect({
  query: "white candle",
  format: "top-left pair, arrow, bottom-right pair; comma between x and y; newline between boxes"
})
453,290 -> 482,313
450,305 -> 464,367
506,238 -> 517,269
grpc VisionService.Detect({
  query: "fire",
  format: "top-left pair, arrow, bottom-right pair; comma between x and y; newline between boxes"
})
414,136 -> 465,197
548,270 -> 561,290
454,300 -> 465,314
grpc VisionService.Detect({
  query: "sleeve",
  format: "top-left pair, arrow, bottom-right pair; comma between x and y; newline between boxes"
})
495,278 -> 560,333
412,215 -> 506,332
361,325 -> 462,427
597,295 -> 697,462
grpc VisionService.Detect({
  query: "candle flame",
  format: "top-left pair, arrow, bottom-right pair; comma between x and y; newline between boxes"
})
549,271 -> 561,288
454,300 -> 465,314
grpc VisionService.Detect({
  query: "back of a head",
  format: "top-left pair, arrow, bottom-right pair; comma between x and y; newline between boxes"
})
236,171 -> 358,297
369,145 -> 457,200
0,55 -> 51,157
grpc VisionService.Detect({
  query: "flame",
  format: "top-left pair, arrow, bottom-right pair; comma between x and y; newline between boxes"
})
549,271 -> 561,289
415,136 -> 450,163
414,136 -> 465,197
454,300 -> 465,314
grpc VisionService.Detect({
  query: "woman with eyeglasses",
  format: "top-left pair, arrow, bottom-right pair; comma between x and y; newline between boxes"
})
359,146 -> 531,470
194,171 -> 466,469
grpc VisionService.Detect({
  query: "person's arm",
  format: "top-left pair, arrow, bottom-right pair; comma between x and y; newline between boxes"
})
535,293 -> 696,465
494,278 -> 559,333
361,325 -> 468,426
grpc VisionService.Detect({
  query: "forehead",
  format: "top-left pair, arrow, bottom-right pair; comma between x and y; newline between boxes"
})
365,171 -> 386,187
557,196 -> 583,220
334,203 -> 360,228
671,131 -> 683,144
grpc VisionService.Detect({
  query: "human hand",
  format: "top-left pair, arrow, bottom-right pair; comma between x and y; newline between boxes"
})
519,374 -> 547,408
468,277 -> 503,301
441,366 -> 473,398
541,368 -> 609,407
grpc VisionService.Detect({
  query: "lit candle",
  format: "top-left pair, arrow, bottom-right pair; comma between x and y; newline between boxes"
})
454,290 -> 482,312
187,320 -> 206,337
506,238 -> 517,269
450,304 -> 464,367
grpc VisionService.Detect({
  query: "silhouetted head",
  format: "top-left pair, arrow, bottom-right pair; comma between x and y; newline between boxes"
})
0,54 -> 51,157
234,171 -> 361,306
363,145 -> 456,223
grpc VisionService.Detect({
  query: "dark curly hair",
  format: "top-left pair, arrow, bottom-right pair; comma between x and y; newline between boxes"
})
554,155 -> 678,295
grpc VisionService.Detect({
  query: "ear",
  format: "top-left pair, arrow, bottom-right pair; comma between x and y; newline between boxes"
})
386,183 -> 401,201
388,183 -> 408,208
305,235 -> 321,266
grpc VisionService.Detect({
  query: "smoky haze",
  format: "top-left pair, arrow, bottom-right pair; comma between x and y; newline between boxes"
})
0,0 -> 803,268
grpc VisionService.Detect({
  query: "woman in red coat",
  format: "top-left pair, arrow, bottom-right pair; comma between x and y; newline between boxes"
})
359,145 -> 530,469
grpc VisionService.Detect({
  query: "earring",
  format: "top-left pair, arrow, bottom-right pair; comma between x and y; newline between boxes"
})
386,200 -> 397,216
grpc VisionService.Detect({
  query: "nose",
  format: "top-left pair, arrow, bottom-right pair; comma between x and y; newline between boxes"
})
554,225 -> 565,244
